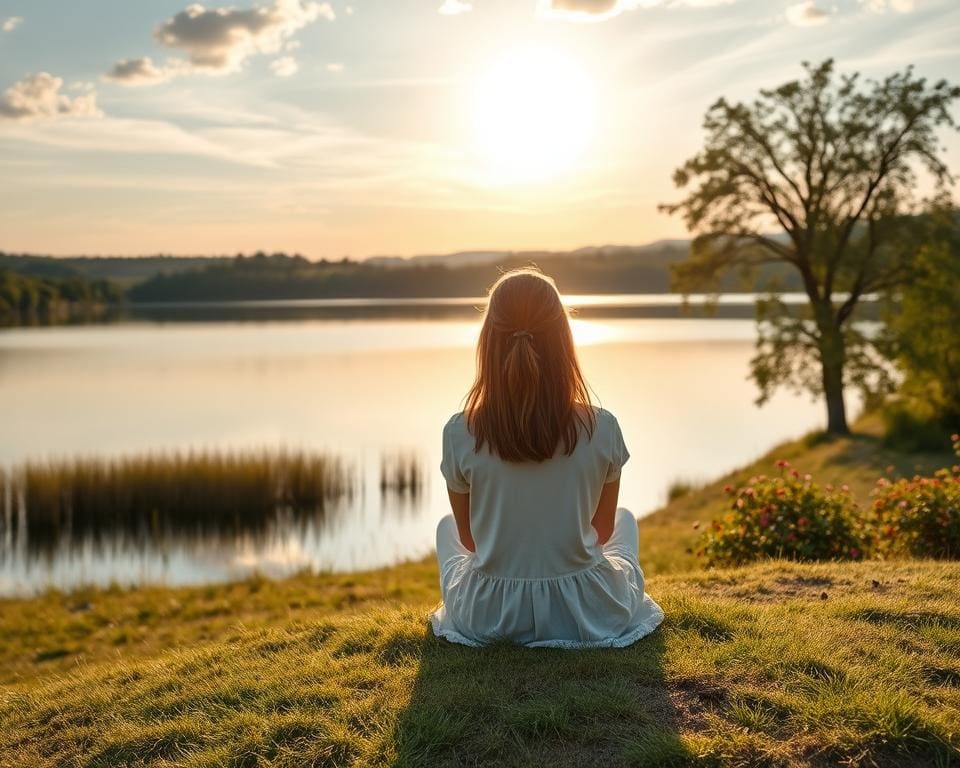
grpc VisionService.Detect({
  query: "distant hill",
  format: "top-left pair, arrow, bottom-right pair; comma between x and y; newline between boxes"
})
364,240 -> 693,270
1,240 -> 802,303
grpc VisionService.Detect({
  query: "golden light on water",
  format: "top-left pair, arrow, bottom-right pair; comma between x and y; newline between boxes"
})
569,318 -> 619,346
470,45 -> 597,184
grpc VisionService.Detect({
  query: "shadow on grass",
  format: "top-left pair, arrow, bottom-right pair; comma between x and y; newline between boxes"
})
387,623 -> 691,768
828,428 -> 953,478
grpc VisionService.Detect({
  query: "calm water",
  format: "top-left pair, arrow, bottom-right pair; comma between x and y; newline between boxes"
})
0,297 -> 858,595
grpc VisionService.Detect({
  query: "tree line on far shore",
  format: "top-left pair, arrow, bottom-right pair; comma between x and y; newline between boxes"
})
0,268 -> 124,325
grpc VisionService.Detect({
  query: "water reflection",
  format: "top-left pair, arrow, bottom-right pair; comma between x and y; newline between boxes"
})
0,451 -> 427,596
0,305 -> 861,595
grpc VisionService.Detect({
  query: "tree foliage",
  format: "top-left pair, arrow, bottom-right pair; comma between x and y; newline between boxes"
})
883,206 -> 960,431
0,268 -> 123,326
661,59 -> 960,433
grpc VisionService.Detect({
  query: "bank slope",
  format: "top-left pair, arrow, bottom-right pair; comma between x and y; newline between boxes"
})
2,559 -> 959,768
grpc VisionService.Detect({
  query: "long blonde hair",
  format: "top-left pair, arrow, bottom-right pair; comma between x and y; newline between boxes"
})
463,267 -> 595,462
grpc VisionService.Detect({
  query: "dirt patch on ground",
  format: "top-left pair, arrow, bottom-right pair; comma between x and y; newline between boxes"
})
684,572 -> 908,603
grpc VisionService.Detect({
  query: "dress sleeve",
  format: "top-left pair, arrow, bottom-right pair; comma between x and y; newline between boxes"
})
605,414 -> 630,484
440,418 -> 470,493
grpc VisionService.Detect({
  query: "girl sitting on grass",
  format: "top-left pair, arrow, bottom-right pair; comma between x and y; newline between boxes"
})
431,267 -> 664,648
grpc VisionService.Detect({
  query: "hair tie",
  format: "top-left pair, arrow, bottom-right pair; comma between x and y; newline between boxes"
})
511,330 -> 533,340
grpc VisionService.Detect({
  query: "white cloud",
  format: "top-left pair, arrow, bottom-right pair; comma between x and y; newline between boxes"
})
326,62 -> 344,72
786,1 -> 830,26
104,57 -> 185,86
538,0 -> 733,22
155,0 -> 332,72
107,0 -> 334,85
0,73 -> 102,121
861,0 -> 913,11
1,16 -> 22,33
438,0 -> 472,15
345,5 -> 355,14
270,56 -> 299,76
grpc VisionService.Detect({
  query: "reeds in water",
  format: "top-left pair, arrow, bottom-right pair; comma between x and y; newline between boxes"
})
379,451 -> 424,497
4,448 -> 352,555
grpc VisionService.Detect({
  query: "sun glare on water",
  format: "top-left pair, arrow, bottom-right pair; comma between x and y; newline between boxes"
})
470,45 -> 597,185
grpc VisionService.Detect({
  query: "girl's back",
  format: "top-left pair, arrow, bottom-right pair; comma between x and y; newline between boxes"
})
441,405 -> 627,579
431,267 -> 664,648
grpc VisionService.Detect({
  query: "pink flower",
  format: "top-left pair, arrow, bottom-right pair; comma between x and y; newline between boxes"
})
951,433 -> 959,442
775,459 -> 790,469
797,517 -> 808,527
759,513 -> 770,526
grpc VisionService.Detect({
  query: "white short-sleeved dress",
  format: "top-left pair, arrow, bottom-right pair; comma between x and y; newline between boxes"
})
430,406 -> 665,649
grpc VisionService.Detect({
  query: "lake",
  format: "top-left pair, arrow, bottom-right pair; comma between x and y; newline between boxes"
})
0,296 -> 858,595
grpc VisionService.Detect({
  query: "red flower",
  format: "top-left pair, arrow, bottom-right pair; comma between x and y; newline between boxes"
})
775,459 -> 790,469
798,517 -> 808,527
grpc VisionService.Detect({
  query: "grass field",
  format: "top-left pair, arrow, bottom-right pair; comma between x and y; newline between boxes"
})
2,417 -> 959,767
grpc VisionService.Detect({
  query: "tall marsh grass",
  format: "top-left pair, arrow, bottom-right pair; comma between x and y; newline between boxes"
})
379,451 -> 424,497
1,449 -> 352,554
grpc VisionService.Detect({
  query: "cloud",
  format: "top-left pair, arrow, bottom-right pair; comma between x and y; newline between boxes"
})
326,62 -> 344,73
786,1 -> 830,26
270,56 -> 298,76
107,0 -> 333,85
438,0 -> 472,14
104,57 -> 184,86
0,73 -> 102,121
860,0 -> 913,11
1,16 -> 22,32
537,0 -> 733,22
155,0 -> 332,72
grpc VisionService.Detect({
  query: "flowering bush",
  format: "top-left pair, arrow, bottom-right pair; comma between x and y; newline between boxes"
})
697,461 -> 867,567
868,434 -> 960,559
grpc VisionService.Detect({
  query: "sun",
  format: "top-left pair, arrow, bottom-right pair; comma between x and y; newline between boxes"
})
470,45 -> 597,185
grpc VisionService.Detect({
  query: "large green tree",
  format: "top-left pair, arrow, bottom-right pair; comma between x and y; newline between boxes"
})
884,205 -> 960,430
661,59 -> 959,434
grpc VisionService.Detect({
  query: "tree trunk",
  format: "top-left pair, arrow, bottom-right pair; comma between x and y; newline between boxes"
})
823,361 -> 849,435
819,321 -> 849,435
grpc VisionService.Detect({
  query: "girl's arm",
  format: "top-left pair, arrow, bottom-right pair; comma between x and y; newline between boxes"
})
591,478 -> 620,546
447,489 -> 476,553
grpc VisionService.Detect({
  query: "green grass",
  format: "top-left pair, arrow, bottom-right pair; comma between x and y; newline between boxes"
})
2,416 -> 959,767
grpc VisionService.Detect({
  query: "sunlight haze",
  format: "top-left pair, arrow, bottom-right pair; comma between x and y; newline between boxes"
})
0,0 -> 958,257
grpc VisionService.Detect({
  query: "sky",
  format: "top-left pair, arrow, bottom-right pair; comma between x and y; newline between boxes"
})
0,0 -> 958,259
